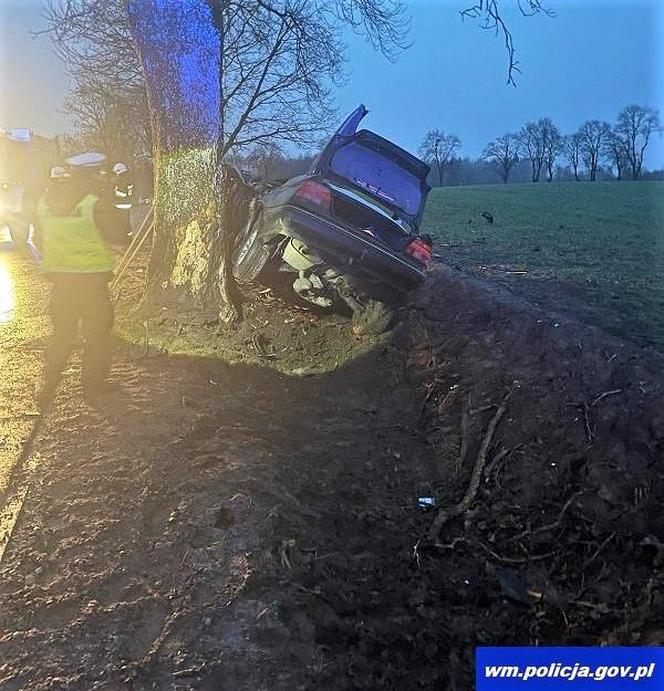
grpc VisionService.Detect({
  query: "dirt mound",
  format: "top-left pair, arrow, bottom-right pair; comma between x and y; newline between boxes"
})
1,263 -> 662,689
242,264 -> 664,688
116,279 -> 381,376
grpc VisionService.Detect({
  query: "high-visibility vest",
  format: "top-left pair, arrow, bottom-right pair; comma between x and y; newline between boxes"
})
37,193 -> 114,273
114,179 -> 134,210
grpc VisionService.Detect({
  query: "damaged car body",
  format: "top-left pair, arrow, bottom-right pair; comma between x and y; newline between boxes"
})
231,105 -> 432,324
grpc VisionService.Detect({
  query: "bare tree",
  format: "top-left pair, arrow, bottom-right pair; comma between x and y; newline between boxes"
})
603,131 -> 629,181
460,1 -> 555,86
563,132 -> 582,181
44,0 -> 344,157
540,118 -> 562,182
121,0 -> 410,320
419,130 -> 462,186
247,142 -> 284,182
42,1 -> 143,92
577,120 -> 610,182
64,78 -> 150,163
519,118 -> 561,182
482,133 -> 520,183
519,121 -> 546,182
613,105 -> 661,180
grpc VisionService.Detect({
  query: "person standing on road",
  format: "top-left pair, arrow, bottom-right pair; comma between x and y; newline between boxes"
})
35,156 -> 129,400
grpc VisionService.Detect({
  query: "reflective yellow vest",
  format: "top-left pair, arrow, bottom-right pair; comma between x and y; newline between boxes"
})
37,193 -> 114,273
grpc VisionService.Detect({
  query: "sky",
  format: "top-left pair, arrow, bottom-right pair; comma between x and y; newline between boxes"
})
0,0 -> 72,134
1,0 -> 663,167
334,0 -> 664,166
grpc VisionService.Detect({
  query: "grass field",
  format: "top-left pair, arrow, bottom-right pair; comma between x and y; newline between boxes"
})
421,181 -> 664,351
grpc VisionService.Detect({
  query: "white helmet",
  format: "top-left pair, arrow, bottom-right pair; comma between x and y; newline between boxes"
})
50,165 -> 70,180
112,162 -> 128,175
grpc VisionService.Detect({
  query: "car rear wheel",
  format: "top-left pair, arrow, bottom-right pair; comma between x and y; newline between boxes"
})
232,218 -> 271,284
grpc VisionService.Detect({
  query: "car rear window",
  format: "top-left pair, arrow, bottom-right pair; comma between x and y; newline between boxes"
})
329,141 -> 423,217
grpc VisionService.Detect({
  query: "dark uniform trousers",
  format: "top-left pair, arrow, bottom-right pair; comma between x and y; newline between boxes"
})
45,272 -> 114,390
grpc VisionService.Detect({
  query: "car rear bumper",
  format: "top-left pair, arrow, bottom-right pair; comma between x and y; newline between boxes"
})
262,205 -> 426,294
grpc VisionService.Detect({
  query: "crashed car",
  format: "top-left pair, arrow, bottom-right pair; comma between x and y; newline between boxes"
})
232,105 -> 432,324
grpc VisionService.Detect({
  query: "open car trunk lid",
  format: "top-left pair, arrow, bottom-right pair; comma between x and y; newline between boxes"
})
310,105 -> 431,230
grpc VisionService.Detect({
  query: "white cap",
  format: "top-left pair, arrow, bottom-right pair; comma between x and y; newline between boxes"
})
65,151 -> 107,168
112,162 -> 128,175
50,165 -> 71,180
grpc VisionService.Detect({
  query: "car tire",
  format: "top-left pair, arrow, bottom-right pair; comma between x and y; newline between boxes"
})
232,218 -> 271,284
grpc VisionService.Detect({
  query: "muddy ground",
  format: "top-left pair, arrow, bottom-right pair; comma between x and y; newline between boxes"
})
0,258 -> 663,690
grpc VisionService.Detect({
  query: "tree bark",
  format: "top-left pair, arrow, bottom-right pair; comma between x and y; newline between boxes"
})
126,0 -> 230,309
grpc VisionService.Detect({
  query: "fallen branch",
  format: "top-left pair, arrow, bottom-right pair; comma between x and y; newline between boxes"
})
506,493 -> 578,543
483,445 -> 514,481
417,380 -> 439,425
428,388 -> 513,541
477,541 -> 554,566
579,402 -> 594,443
590,389 -> 623,407
582,531 -> 616,571
432,536 -> 553,565
437,388 -> 457,420
457,391 -> 473,474
110,207 -> 155,295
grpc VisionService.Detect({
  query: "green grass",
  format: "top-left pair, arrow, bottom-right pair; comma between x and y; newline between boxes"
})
421,181 -> 664,350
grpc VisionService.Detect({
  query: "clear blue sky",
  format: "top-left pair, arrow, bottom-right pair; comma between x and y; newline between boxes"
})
1,0 -> 662,167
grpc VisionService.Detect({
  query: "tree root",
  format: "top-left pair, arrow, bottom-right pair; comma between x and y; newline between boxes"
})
428,388 -> 513,541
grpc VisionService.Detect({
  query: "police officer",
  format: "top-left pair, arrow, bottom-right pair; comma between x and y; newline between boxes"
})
35,157 -> 129,399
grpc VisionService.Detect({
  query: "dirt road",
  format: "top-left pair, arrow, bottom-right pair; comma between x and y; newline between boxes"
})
0,261 -> 663,689
0,250 -> 47,493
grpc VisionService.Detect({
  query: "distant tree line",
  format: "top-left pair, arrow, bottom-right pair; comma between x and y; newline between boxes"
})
418,105 -> 662,186
217,104 -> 663,188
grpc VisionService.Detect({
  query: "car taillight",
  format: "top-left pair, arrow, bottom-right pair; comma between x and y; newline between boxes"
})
406,237 -> 432,266
294,181 -> 331,212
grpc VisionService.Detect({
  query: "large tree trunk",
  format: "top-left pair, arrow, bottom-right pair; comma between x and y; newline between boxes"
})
531,160 -> 542,182
126,0 -> 232,311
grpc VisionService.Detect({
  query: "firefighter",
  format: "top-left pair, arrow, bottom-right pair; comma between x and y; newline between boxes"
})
110,161 -> 133,240
35,157 -> 129,400
111,162 -> 134,210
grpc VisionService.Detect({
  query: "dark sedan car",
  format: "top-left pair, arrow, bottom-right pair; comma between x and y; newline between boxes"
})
232,105 -> 433,313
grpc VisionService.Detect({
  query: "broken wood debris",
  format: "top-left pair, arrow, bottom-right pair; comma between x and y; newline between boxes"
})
428,388 -> 513,541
